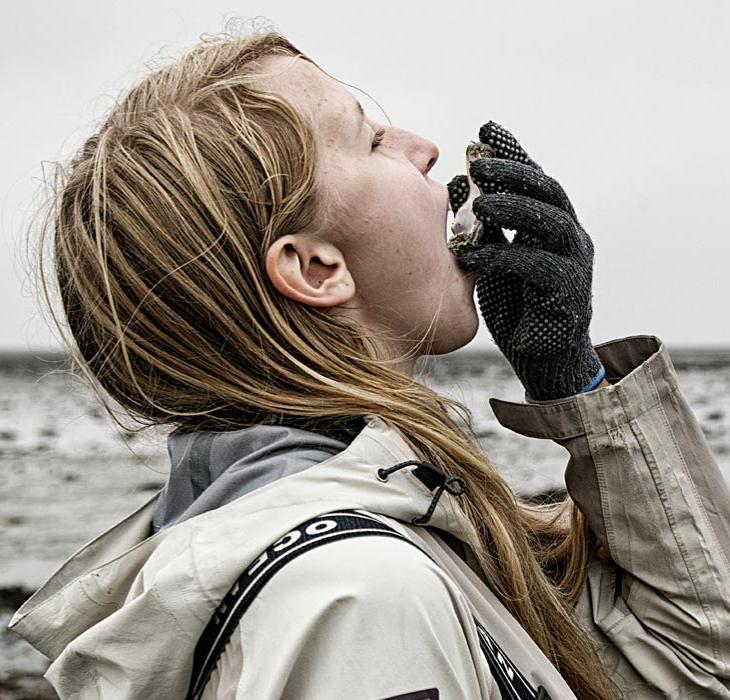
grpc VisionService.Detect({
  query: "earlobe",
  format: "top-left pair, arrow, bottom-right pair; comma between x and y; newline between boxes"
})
265,235 -> 356,308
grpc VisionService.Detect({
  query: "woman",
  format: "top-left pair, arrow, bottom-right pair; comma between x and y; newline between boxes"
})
10,26 -> 730,699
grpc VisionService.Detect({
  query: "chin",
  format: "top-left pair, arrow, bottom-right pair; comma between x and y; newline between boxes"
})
427,309 -> 480,355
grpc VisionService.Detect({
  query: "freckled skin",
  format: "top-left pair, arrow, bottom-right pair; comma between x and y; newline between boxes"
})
255,56 -> 480,366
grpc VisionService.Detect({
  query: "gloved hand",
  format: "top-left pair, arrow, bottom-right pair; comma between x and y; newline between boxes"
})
447,121 -> 605,401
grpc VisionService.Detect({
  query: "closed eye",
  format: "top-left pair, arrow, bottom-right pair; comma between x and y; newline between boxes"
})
371,127 -> 386,150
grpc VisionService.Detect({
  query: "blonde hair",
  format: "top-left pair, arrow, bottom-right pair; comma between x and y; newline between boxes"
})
38,19 -> 617,699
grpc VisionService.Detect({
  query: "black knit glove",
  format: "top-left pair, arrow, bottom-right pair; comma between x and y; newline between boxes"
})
447,121 -> 605,401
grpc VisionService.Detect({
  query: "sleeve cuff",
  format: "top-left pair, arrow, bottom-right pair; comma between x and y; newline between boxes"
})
489,335 -> 674,440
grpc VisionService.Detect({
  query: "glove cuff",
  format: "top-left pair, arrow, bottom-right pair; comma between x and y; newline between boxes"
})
578,363 -> 606,393
518,340 -> 604,401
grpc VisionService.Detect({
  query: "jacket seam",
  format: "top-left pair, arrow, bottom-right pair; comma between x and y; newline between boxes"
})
594,426 -> 620,558
10,493 -> 163,626
574,398 -> 618,557
646,365 -> 728,670
77,577 -> 124,610
10,536 -> 162,626
665,392 -> 730,579
626,404 -> 722,670
575,383 -> 670,441
150,583 -> 195,643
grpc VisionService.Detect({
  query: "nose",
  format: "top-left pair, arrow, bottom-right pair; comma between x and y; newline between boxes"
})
416,136 -> 440,176
391,126 -> 439,176
422,141 -> 439,176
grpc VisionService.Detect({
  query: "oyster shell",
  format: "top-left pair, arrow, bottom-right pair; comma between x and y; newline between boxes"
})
447,141 -> 495,253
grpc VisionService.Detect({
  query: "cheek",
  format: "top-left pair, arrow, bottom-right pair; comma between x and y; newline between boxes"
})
341,177 -> 439,260
325,159 -> 446,296
344,203 -> 443,295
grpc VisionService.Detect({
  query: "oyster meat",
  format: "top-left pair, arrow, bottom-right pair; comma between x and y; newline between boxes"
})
447,141 -> 495,253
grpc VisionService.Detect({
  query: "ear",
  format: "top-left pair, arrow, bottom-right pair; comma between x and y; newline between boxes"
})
265,234 -> 356,307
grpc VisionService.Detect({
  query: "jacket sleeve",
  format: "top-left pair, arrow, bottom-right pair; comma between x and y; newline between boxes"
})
489,335 -> 730,697
202,533 -> 498,700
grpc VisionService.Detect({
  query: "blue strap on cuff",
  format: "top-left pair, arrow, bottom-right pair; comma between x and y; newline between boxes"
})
579,364 -> 606,393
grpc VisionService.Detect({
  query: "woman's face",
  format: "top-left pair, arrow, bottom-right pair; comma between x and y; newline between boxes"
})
259,55 -> 480,364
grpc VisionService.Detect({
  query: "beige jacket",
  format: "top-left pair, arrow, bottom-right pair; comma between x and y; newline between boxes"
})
9,335 -> 730,699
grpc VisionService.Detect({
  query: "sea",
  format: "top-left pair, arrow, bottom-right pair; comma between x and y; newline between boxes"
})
2,346 -> 729,698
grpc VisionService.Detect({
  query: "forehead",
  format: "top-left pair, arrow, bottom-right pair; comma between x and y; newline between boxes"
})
253,55 -> 353,136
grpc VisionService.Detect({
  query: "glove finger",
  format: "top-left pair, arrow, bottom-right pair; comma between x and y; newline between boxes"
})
478,121 -> 543,171
447,174 -> 470,215
468,158 -> 577,220
451,241 -> 510,272
450,242 -> 502,274
481,221 -> 511,246
456,242 -> 567,292
472,193 -> 585,256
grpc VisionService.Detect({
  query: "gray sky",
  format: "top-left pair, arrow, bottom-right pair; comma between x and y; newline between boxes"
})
3,0 -> 729,351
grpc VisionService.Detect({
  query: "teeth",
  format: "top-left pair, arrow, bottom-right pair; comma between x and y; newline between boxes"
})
447,142 -> 494,253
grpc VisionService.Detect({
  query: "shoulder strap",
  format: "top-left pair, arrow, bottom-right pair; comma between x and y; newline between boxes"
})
186,509 -> 551,700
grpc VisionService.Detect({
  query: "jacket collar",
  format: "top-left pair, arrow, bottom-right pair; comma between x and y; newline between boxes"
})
154,419 -> 355,532
10,415 -> 478,669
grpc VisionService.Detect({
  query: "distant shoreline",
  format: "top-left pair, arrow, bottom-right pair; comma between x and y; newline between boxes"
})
2,346 -> 730,373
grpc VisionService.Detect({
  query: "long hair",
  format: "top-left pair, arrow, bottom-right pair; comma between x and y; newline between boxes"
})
37,19 -> 618,699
